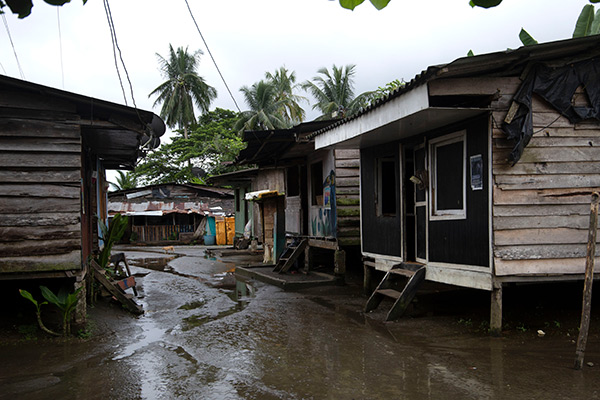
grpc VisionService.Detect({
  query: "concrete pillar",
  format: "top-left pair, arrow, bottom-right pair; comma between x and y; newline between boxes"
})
334,249 -> 346,279
490,284 -> 503,336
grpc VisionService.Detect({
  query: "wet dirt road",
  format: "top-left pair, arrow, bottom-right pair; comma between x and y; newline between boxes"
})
1,246 -> 600,399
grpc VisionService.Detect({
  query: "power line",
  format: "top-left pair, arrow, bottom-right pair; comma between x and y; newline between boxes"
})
103,0 -> 128,106
57,7 -> 64,88
183,0 -> 241,112
1,13 -> 25,79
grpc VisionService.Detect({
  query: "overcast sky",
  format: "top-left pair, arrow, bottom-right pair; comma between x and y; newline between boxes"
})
0,0 -> 591,135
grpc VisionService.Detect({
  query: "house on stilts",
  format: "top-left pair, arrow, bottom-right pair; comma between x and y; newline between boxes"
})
209,120 -> 362,285
310,36 -> 600,332
0,74 -> 165,321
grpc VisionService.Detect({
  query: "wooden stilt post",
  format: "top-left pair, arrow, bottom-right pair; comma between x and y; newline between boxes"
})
363,263 -> 372,296
575,192 -> 600,370
490,283 -> 503,337
334,249 -> 346,279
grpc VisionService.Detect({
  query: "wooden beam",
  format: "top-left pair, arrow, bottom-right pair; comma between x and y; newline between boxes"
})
575,192 -> 599,370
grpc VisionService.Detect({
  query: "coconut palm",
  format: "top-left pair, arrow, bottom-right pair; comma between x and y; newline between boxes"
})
234,80 -> 290,134
110,170 -> 138,191
265,66 -> 306,125
302,64 -> 373,120
149,45 -> 217,139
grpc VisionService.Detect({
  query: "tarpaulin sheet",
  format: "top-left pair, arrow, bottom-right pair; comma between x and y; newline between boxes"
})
502,58 -> 600,165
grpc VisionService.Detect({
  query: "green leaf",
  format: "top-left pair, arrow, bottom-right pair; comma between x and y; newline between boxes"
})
591,9 -> 600,35
43,0 -> 71,5
591,0 -> 600,3
519,28 -> 538,46
40,285 -> 63,310
573,4 -> 595,37
5,0 -> 33,18
339,0 -> 365,10
19,289 -> 38,307
469,0 -> 503,8
370,0 -> 390,10
467,50 -> 475,57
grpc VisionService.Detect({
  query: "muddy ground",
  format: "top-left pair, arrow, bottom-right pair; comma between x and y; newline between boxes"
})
1,245 -> 599,399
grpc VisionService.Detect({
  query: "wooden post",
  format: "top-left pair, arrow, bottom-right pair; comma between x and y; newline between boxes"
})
334,249 -> 346,279
304,245 -> 313,272
490,284 -> 503,337
575,192 -> 600,370
363,263 -> 372,296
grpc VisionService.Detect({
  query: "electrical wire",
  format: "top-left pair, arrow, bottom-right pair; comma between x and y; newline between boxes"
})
57,7 -> 64,88
183,0 -> 241,112
1,12 -> 25,79
103,0 -> 128,106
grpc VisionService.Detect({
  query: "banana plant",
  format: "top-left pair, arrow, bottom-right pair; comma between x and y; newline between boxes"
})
19,289 -> 60,336
40,285 -> 83,336
520,2 -> 600,46
96,213 -> 129,272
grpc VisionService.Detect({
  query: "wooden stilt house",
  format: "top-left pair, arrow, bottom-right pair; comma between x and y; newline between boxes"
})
0,75 -> 165,319
233,121 -> 361,277
311,36 -> 600,331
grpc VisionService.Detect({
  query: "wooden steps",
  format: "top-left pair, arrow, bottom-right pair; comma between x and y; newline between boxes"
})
273,238 -> 307,274
91,259 -> 144,315
365,262 -> 426,321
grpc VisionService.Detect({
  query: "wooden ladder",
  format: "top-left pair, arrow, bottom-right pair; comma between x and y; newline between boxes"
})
90,259 -> 144,315
273,238 -> 308,274
364,262 -> 426,321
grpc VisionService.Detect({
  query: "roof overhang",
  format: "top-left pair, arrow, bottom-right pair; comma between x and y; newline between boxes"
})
315,83 -> 488,149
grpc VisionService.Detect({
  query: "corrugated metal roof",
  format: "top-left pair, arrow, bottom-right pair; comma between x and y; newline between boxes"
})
309,35 -> 600,139
108,201 -> 228,217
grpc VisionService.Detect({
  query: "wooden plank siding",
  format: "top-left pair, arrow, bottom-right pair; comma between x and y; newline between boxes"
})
0,107 -> 82,272
334,149 -> 361,246
491,85 -> 600,276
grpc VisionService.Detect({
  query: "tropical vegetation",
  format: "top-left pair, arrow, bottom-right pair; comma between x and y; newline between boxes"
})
234,80 -> 291,133
134,108 -> 243,184
149,44 -> 217,139
110,171 -> 138,191
301,64 -> 373,120
520,3 -> 600,46
265,66 -> 307,125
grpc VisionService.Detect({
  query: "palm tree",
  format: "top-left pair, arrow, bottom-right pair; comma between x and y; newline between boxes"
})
110,171 -> 138,191
234,80 -> 290,134
149,45 -> 217,139
265,66 -> 306,125
301,64 -> 373,120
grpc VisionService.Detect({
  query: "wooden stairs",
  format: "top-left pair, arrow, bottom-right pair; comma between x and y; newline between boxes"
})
364,262 -> 426,321
91,258 -> 144,315
273,238 -> 308,274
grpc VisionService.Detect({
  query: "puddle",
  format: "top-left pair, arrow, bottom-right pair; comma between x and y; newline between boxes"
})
178,300 -> 206,310
181,306 -> 244,331
128,256 -> 177,271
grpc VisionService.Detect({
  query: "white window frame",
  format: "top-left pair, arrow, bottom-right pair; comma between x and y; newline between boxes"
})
429,130 -> 467,221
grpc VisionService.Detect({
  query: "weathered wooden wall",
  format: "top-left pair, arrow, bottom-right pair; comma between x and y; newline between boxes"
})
492,84 -> 600,276
335,149 -> 361,247
252,169 -> 285,243
0,90 -> 82,273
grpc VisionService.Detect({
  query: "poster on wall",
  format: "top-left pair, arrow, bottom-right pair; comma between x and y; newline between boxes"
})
323,185 -> 331,209
470,154 -> 483,191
